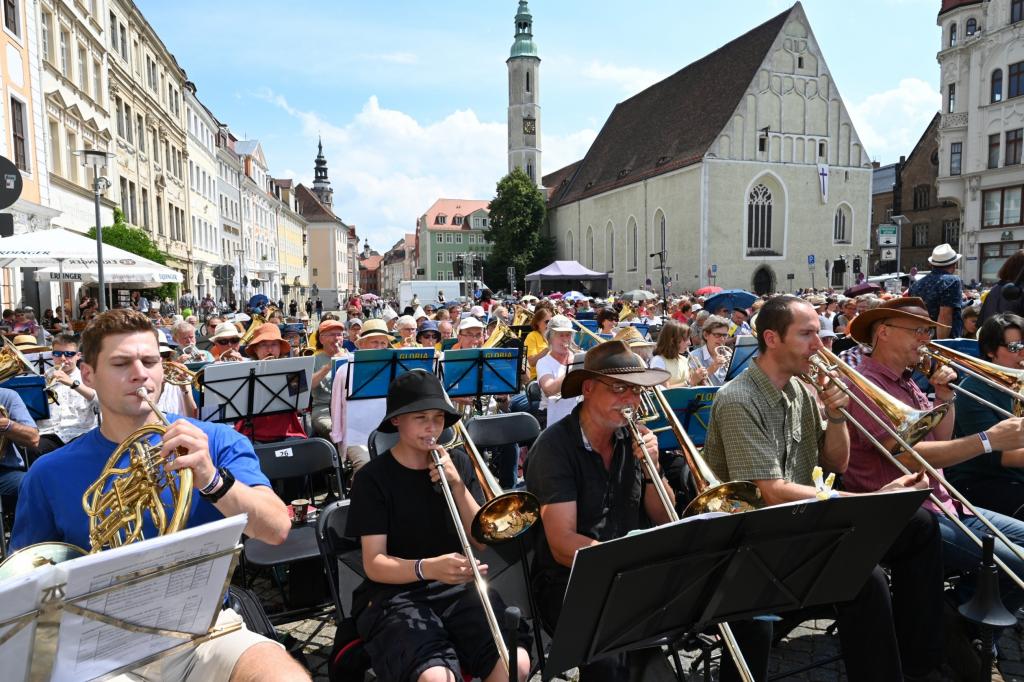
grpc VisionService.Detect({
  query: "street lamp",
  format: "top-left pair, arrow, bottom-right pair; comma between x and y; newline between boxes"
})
75,149 -> 116,311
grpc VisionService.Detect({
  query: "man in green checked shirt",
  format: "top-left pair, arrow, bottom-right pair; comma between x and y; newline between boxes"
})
703,294 -> 943,682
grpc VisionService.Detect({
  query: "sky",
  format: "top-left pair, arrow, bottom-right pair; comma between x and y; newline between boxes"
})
136,0 -> 943,254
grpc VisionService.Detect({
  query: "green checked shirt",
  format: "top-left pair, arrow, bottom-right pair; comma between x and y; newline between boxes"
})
704,359 -> 826,486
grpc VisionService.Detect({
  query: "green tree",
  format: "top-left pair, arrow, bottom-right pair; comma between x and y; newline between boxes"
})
483,168 -> 552,293
87,208 -> 178,300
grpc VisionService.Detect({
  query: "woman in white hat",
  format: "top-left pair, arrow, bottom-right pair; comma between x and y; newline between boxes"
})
537,315 -> 579,428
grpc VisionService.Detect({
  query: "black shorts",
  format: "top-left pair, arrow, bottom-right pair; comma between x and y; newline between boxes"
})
356,581 -> 530,682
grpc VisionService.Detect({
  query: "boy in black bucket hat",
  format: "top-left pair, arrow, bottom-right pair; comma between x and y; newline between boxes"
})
345,369 -> 531,682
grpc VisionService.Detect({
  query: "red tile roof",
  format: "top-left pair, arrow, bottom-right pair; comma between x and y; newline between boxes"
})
939,0 -> 982,15
421,198 -> 490,231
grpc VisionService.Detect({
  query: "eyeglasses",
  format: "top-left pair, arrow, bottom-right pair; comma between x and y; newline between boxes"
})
1004,341 -> 1024,353
595,378 -> 645,395
51,350 -> 78,358
883,323 -> 933,338
215,338 -> 241,346
708,331 -> 729,339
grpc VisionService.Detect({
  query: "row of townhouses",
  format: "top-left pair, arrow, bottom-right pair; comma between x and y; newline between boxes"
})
0,0 -> 360,312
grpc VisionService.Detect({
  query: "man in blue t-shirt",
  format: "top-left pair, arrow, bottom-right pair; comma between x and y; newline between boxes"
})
909,243 -> 964,338
10,308 -> 309,682
0,386 -> 40,505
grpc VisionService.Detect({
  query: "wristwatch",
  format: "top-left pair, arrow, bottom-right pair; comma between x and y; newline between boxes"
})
200,467 -> 235,503
70,379 -> 81,390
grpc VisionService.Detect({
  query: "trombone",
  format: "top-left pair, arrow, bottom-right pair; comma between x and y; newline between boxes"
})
808,347 -> 1024,591
619,404 -> 757,682
919,342 -> 1024,419
571,318 -> 606,349
429,419 -> 541,675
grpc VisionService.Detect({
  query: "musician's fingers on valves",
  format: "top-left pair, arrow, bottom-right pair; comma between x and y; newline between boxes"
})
158,419 -> 217,486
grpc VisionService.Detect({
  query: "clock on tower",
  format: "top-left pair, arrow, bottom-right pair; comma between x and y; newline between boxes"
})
522,118 -> 536,135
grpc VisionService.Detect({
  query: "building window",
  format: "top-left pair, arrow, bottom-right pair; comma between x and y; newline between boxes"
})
40,11 -> 51,61
949,22 -> 957,47
9,97 -> 28,171
627,220 -> 637,271
966,18 -> 977,35
59,30 -> 68,75
913,185 -> 931,211
990,133 -> 1001,168
746,184 -> 774,253
947,83 -> 956,113
585,226 -> 594,268
1014,0 -> 1023,24
525,71 -> 530,93
1011,61 -> 1024,100
436,233 -> 442,242
141,188 -> 149,228
93,59 -> 102,101
983,187 -> 1024,227
818,141 -> 826,158
436,253 -> 442,263
606,222 -> 615,272
658,211 -> 667,253
136,115 -> 145,152
156,197 -> 163,235
4,0 -> 19,36
833,206 -> 850,243
65,131 -> 77,182
77,46 -> 87,90
950,142 -> 962,176
1008,129 -> 1023,166
48,119 -> 60,176
912,223 -> 929,248
566,230 -> 574,260
118,25 -> 127,61
943,219 -> 960,246
993,69 -> 1003,102
455,234 -> 462,244
435,214 -> 447,225
445,233 -> 453,243
453,215 -> 463,225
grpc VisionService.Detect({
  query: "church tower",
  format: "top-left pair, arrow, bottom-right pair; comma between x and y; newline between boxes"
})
311,137 -> 334,208
507,0 -> 541,186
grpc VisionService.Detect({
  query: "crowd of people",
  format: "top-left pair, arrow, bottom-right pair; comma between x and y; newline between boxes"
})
2,241 -> 1024,680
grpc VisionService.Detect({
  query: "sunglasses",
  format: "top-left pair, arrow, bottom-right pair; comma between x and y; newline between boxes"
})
419,332 -> 440,340
51,350 -> 78,358
1004,341 -> 1024,353
215,338 -> 241,346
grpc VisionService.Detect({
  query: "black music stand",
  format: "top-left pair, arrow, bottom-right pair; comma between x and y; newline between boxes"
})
543,489 -> 929,679
200,358 -> 314,438
725,335 -> 759,382
439,348 -> 521,398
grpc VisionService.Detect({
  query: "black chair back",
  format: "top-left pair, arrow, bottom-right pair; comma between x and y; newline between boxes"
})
253,437 -> 340,482
465,412 -> 541,448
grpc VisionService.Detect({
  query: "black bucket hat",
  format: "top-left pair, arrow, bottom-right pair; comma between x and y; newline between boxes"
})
377,368 -> 461,433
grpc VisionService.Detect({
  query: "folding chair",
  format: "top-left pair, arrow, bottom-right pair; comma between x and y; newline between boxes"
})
242,437 -> 343,633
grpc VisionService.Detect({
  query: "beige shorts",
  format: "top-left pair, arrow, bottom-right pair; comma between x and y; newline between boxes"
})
107,608 -> 281,682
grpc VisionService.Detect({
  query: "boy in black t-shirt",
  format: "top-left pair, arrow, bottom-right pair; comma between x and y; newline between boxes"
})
345,369 -> 531,682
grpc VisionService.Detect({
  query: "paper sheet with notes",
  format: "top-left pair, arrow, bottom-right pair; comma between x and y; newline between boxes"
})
0,513 -> 246,682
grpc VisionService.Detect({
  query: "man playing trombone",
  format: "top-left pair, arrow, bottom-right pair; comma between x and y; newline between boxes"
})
704,295 -> 942,682
841,297 -> 1024,671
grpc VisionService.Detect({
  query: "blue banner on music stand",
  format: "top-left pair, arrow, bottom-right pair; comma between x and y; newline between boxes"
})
1,375 -> 50,421
349,348 -> 437,400
725,336 -> 760,382
441,348 -> 521,397
630,322 -> 650,339
932,338 -> 980,358
648,386 -> 719,449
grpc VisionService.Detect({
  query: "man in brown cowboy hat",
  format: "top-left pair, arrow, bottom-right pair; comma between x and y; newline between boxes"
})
705,294 -> 942,681
842,295 -> 1024,679
909,243 -> 964,338
527,341 -> 699,680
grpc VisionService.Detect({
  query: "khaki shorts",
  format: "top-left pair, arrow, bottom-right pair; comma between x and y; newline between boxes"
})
107,608 -> 280,682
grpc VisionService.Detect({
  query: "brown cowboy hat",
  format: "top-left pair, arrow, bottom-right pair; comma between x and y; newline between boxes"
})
560,340 -> 669,399
847,296 -> 949,345
244,323 -> 292,358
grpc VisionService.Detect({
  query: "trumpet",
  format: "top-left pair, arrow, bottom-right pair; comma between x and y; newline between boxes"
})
618,405 -> 757,682
163,360 -> 198,386
178,344 -> 206,363
807,347 -> 1024,591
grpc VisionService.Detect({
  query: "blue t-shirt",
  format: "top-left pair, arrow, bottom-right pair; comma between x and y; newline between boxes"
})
0,387 -> 35,469
909,268 -> 963,337
10,415 -> 271,551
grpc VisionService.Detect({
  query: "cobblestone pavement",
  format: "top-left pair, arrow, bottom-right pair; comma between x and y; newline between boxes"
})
264,606 -> 1024,681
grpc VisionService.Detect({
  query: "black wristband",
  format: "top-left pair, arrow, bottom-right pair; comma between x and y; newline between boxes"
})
200,467 -> 235,503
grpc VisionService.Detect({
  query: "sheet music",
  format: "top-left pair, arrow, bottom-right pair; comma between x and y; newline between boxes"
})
51,514 -> 246,682
0,571 -> 44,682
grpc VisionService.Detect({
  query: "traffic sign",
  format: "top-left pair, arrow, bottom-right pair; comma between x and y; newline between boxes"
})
879,224 -> 898,247
807,254 -> 815,270
711,264 -> 718,273
881,246 -> 897,261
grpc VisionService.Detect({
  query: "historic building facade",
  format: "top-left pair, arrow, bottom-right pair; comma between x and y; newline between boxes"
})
415,198 -> 491,280
184,82 -> 220,298
935,0 -> 1024,283
215,125 -> 243,303
271,178 -> 309,309
235,139 -> 280,302
380,233 -> 416,299
544,3 -> 873,294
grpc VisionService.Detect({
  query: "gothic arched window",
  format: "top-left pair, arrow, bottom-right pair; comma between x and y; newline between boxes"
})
627,219 -> 638,271
566,230 -> 574,260
585,226 -> 594,268
966,18 -> 977,35
833,205 -> 850,244
526,71 -> 531,93
747,184 -> 773,253
606,222 -> 615,272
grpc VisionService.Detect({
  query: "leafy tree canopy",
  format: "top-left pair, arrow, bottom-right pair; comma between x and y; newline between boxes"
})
483,168 -> 553,293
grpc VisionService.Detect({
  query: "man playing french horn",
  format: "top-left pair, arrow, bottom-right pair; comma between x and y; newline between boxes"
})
10,309 -> 309,682
704,295 -> 942,682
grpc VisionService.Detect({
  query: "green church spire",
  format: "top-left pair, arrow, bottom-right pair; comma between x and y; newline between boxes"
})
509,0 -> 538,59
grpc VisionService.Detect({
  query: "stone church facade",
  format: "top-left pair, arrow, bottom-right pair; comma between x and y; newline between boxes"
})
542,2 -> 873,294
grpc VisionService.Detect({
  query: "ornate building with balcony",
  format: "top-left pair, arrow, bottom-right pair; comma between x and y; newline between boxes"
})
935,0 -> 1024,282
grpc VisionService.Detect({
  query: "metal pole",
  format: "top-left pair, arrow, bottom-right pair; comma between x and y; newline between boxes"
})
94,170 -> 106,312
57,258 -> 65,327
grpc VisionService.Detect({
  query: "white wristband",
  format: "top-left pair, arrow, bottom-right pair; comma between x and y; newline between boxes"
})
979,430 -> 993,454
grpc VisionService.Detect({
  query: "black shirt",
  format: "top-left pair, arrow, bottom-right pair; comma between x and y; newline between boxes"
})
525,405 -> 647,586
345,448 -> 483,607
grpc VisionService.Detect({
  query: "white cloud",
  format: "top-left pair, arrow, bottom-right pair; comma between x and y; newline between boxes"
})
260,91 -> 596,253
582,61 -> 667,93
361,51 -> 418,65
847,77 -> 940,164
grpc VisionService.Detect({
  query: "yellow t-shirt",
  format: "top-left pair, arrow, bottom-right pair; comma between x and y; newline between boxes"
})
524,330 -> 548,382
